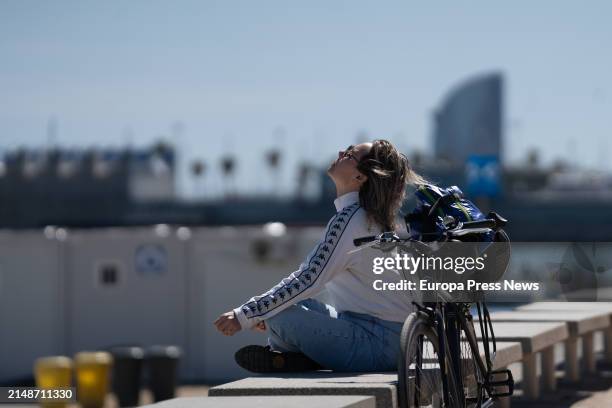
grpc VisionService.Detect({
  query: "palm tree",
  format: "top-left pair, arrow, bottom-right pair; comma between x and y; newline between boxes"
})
265,149 -> 281,197
220,155 -> 236,198
190,160 -> 206,198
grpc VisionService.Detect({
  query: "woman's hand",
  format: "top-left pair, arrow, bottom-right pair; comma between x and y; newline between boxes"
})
254,321 -> 267,332
214,311 -> 242,336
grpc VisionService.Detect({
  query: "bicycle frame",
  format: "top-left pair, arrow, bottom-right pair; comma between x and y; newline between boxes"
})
415,300 -> 514,407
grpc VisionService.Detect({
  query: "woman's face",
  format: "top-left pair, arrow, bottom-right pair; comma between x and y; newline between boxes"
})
327,142 -> 372,189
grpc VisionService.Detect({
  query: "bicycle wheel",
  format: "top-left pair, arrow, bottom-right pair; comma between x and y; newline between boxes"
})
398,312 -> 464,408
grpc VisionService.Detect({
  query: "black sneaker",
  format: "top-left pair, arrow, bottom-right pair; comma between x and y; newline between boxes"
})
234,345 -> 323,373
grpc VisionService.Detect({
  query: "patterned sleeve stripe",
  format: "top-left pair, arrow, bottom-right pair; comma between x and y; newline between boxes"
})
241,203 -> 360,319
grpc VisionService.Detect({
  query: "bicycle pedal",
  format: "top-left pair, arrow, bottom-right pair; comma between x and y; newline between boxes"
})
486,368 -> 514,398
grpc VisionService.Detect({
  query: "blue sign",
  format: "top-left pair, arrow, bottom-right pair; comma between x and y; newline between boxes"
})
466,155 -> 500,197
135,244 -> 168,275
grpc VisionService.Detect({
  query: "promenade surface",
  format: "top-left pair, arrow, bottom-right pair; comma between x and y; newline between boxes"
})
3,376 -> 611,407
112,362 -> 612,408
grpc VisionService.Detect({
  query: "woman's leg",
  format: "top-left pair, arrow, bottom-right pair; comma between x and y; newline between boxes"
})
266,300 -> 396,371
266,298 -> 336,353
337,310 -> 403,371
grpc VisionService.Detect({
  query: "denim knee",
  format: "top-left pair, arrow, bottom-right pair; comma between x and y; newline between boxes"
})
266,306 -> 303,347
266,304 -> 302,332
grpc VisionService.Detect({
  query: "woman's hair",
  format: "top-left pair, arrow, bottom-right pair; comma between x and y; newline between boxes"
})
356,139 -> 427,230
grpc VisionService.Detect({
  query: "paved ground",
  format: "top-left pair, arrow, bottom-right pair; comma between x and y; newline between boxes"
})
7,380 -> 610,407
5,362 -> 611,407
148,368 -> 612,408
110,360 -> 612,407
1,386 -> 211,408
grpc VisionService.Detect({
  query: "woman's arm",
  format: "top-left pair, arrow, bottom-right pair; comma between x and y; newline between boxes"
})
215,202 -> 361,334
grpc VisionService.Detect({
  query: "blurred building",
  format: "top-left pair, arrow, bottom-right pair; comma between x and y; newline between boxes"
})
433,72 -> 503,164
2,73 -> 612,241
0,143 -> 175,228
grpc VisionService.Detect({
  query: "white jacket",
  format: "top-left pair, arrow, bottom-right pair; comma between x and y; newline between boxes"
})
233,191 -> 416,330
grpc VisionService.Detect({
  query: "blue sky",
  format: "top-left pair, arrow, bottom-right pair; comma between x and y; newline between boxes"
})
1,1 -> 610,196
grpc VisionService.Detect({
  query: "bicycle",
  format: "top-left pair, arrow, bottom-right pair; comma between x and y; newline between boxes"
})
353,211 -> 514,407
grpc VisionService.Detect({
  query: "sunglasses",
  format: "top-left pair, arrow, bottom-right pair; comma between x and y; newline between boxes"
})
341,145 -> 360,163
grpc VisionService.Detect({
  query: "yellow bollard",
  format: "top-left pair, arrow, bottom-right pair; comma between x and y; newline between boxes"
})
34,356 -> 73,408
74,351 -> 113,408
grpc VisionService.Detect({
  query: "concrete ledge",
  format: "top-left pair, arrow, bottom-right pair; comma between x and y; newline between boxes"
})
516,303 -> 612,364
487,310 -> 610,336
475,321 -> 568,353
209,372 -> 397,408
517,301 -> 612,313
209,342 -> 521,408
490,341 -> 523,369
474,321 -> 568,399
141,395 -> 376,408
422,341 -> 522,369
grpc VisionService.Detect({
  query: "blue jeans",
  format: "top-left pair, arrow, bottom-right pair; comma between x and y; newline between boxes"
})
266,298 -> 404,372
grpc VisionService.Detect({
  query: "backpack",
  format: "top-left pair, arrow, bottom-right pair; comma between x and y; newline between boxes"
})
404,183 -> 511,284
404,184 -> 499,242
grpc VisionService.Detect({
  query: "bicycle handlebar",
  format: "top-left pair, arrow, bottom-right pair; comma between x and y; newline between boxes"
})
460,219 -> 496,229
353,236 -> 377,246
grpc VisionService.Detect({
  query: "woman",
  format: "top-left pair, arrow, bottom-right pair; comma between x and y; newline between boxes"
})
214,139 -> 426,372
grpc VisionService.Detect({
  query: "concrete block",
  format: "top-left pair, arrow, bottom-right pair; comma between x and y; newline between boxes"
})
488,310 -> 609,336
209,372 -> 396,408
475,321 -> 568,354
141,395 -> 375,408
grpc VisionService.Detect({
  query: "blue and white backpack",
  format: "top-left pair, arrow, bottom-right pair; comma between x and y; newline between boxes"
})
404,184 -> 498,242
404,183 -> 511,282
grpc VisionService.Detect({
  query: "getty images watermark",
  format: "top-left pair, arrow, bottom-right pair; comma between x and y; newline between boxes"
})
361,241 -> 612,302
371,247 -> 539,298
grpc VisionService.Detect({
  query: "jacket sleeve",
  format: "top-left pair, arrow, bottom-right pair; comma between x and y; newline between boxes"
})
233,202 -> 360,330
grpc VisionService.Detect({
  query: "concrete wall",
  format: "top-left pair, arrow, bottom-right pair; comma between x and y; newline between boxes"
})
186,226 -> 322,382
0,230 -> 64,382
63,227 -> 188,376
0,225 -> 324,384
